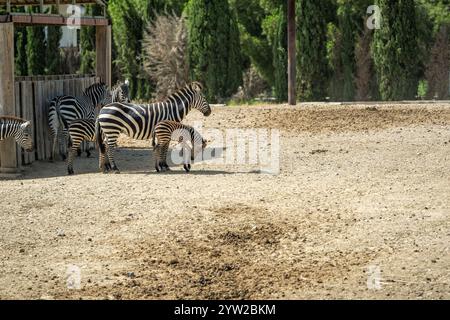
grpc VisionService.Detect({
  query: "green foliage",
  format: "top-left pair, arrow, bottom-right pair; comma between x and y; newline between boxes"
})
46,7 -> 62,75
338,2 -> 356,101
109,0 -> 188,100
230,0 -> 281,86
417,0 -> 450,31
273,4 -> 288,102
109,0 -> 148,100
15,27 -> 28,76
26,6 -> 46,76
417,80 -> 428,99
296,0 -> 330,101
79,4 -> 102,75
372,0 -> 420,100
185,0 -> 243,102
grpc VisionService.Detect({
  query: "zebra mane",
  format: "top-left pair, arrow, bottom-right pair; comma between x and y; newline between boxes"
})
162,82 -> 202,102
0,116 -> 28,123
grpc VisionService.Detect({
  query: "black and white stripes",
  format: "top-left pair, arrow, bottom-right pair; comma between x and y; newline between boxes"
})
96,82 -> 211,173
0,116 -> 34,152
154,120 -> 207,172
49,81 -> 130,161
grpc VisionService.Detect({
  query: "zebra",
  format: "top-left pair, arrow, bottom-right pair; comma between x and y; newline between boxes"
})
0,116 -> 34,152
96,82 -> 211,174
153,120 -> 207,172
49,81 -> 130,161
66,119 -> 112,175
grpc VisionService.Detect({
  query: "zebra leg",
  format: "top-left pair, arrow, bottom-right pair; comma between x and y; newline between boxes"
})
60,131 -> 68,161
106,144 -> 120,174
152,132 -> 157,148
183,163 -> 192,172
154,145 -> 161,172
99,150 -> 109,174
67,147 -> 76,175
51,133 -> 58,162
160,143 -> 171,172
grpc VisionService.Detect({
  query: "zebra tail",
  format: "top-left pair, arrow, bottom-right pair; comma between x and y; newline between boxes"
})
95,119 -> 106,154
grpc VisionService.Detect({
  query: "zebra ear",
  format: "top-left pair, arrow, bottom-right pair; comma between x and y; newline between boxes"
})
21,121 -> 31,129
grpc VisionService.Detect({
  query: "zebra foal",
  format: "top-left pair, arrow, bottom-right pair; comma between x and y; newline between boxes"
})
154,120 -> 207,172
0,116 -> 34,152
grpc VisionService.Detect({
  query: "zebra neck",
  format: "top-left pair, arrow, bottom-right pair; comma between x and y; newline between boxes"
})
167,93 -> 194,121
0,123 -> 19,141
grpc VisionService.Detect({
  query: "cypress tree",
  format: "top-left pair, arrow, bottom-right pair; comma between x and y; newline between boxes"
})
338,2 -> 356,101
109,0 -> 147,100
296,0 -> 330,101
80,5 -> 102,75
46,7 -> 62,75
372,0 -> 420,100
26,6 -> 46,75
185,0 -> 243,102
14,6 -> 28,76
273,5 -> 288,102
425,25 -> 450,99
15,27 -> 28,76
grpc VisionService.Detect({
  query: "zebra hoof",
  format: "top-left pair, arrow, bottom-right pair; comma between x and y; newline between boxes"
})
68,168 -> 74,175
86,151 -> 91,158
183,164 -> 191,172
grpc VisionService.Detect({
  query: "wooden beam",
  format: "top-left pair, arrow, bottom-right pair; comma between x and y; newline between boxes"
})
0,23 -> 18,173
0,14 -> 109,26
287,0 -> 296,105
96,25 -> 111,88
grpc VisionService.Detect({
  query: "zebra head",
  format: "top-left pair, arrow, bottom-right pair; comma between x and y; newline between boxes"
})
112,80 -> 130,103
175,127 -> 207,162
190,82 -> 211,117
16,121 -> 34,152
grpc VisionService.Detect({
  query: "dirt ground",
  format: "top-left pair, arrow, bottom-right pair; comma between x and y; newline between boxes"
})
0,103 -> 449,300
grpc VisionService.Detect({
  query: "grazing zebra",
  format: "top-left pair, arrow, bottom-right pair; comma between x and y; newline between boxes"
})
154,120 -> 207,172
0,116 -> 34,152
96,82 -> 211,173
49,81 -> 130,161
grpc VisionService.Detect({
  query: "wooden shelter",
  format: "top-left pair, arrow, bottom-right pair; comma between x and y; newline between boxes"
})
0,0 -> 111,173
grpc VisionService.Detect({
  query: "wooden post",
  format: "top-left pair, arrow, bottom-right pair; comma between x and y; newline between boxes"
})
96,25 -> 112,88
287,0 -> 296,105
0,23 -> 18,173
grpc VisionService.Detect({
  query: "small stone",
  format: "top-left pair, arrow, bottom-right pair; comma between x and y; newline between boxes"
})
169,259 -> 179,265
127,272 -> 136,278
19,248 -> 25,253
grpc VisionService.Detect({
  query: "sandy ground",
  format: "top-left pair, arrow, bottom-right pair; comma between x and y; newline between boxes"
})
0,103 -> 449,300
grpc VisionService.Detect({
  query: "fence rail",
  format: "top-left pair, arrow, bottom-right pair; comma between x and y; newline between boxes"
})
0,74 -> 99,168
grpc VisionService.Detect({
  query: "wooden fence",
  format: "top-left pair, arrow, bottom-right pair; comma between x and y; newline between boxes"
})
4,74 -> 100,168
